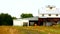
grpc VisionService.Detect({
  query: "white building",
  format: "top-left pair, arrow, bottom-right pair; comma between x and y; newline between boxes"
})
13,17 -> 38,26
13,19 -> 29,26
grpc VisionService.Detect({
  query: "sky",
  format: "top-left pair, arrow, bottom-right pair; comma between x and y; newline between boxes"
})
0,0 -> 60,18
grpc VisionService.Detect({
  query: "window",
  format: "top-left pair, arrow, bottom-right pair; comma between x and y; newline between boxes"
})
50,7 -> 53,9
56,14 -> 58,16
42,14 -> 44,16
23,22 -> 28,26
49,14 -> 51,16
29,22 -> 34,26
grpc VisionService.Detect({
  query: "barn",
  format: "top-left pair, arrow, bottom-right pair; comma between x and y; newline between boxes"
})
13,5 -> 60,26
13,17 -> 38,26
38,5 -> 60,26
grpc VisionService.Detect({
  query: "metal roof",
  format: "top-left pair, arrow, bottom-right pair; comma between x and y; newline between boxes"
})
22,17 -> 38,20
13,17 -> 38,20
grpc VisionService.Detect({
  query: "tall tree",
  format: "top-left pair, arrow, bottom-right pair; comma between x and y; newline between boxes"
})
0,13 -> 13,25
21,13 -> 33,18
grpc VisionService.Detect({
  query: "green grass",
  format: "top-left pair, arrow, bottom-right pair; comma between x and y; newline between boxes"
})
14,26 -> 48,34
13,26 -> 60,34
0,25 -> 60,34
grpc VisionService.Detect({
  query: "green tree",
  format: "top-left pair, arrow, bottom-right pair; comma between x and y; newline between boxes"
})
12,17 -> 17,19
0,13 -> 13,25
21,13 -> 33,18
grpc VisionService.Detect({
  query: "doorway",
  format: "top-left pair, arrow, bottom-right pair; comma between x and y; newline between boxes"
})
29,20 -> 38,26
40,22 -> 43,26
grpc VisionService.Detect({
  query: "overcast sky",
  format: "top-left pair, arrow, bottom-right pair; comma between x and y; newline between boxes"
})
0,0 -> 60,18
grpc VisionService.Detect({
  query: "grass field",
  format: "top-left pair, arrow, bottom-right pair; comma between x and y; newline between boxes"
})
0,25 -> 60,34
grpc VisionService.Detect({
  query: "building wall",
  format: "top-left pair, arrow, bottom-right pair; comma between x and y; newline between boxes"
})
45,22 -> 53,26
39,5 -> 60,18
38,18 -> 60,26
22,20 -> 29,26
13,19 -> 23,26
39,14 -> 60,18
13,19 -> 29,26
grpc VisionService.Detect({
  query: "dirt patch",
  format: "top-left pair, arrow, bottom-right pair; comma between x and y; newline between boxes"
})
0,26 -> 19,34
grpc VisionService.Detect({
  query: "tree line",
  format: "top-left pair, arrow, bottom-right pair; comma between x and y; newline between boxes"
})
0,13 -> 33,25
0,13 -> 13,25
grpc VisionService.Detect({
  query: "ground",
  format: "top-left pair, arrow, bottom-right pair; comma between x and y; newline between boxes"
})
0,25 -> 60,34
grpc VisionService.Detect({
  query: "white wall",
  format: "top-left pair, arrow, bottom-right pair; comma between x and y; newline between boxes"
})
13,19 -> 23,26
39,14 -> 60,18
22,19 -> 29,26
13,19 -> 29,26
